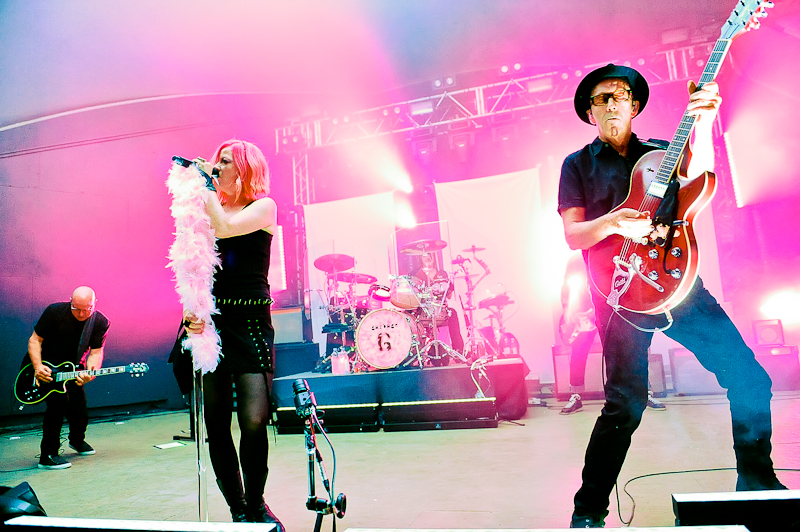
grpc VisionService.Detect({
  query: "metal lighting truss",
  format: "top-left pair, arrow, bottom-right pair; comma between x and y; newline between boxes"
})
278,38 -> 718,205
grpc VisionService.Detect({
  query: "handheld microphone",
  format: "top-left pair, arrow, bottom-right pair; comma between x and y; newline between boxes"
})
172,156 -> 220,177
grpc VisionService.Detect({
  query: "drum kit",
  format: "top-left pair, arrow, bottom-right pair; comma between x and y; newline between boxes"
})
313,239 -> 516,373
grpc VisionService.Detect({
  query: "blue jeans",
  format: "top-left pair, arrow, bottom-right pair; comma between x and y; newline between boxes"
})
574,278 -> 775,519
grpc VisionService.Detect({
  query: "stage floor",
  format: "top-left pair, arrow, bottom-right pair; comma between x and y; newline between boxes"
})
1,392 -> 799,529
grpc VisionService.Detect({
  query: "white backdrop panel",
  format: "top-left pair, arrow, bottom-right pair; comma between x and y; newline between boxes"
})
435,168 -> 565,383
303,192 -> 396,355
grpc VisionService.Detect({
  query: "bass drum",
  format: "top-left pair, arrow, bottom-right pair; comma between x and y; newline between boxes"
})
355,309 -> 415,369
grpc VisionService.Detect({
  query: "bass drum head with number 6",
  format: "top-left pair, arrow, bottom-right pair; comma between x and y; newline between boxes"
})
355,309 -> 414,369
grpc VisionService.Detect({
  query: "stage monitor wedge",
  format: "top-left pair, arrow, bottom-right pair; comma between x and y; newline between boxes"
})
6,516 -> 276,532
673,490 -> 800,531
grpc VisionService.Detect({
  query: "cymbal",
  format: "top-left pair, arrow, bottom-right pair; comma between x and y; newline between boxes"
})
313,253 -> 355,273
328,272 -> 378,284
478,293 -> 513,309
463,245 -> 486,253
400,239 -> 447,255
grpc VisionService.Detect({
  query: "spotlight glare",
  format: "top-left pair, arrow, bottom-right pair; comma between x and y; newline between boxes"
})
761,290 -> 800,325
395,203 -> 417,229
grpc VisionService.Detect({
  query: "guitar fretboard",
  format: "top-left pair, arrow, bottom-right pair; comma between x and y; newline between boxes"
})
55,366 -> 127,382
647,38 -> 733,197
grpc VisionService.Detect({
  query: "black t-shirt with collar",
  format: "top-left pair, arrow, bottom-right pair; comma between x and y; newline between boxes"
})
558,134 -> 669,223
33,302 -> 110,365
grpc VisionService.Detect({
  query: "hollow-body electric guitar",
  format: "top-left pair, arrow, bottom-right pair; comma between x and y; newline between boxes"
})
588,0 -> 773,315
14,360 -> 149,405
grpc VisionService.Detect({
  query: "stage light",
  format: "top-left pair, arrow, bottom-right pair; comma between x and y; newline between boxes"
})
500,65 -> 510,74
393,106 -> 401,114
513,63 -> 522,71
445,76 -> 455,87
574,70 -> 583,78
383,109 -> 390,116
409,100 -> 434,116
527,77 -> 553,93
760,290 -> 800,325
433,79 -> 443,89
637,58 -> 645,66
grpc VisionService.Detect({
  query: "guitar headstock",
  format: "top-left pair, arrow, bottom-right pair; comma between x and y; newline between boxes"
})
127,362 -> 150,376
722,0 -> 774,40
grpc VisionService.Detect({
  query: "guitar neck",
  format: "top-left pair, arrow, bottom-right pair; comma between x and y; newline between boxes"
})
651,38 -> 732,194
54,365 -> 128,383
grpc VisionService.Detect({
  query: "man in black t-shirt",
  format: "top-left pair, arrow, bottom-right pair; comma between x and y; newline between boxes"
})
27,286 -> 110,470
558,64 -> 785,528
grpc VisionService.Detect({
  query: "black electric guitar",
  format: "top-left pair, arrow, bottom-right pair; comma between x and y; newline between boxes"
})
14,360 -> 149,405
587,0 -> 774,314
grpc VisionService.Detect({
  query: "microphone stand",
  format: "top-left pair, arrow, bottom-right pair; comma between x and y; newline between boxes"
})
294,380 -> 346,532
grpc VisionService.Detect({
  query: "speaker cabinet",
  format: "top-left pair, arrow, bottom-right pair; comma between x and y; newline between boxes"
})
272,306 -> 311,344
671,346 -> 800,395
273,342 -> 320,378
753,319 -> 784,346
673,490 -> 800,531
552,344 -> 604,400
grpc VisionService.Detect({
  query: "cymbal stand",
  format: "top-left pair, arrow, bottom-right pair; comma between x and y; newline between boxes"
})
454,254 -> 490,360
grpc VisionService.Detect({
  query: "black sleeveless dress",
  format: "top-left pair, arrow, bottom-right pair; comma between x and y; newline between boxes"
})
212,228 -> 274,374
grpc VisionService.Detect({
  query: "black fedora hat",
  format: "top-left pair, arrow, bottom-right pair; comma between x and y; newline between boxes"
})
574,63 -> 649,124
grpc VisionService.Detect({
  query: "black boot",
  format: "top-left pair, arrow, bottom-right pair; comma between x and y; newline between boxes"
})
734,438 -> 787,491
243,471 -> 285,532
216,472 -> 249,522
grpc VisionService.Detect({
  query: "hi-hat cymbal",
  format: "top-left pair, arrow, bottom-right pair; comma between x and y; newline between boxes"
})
478,293 -> 513,309
313,253 -> 355,273
400,239 -> 447,255
328,272 -> 378,284
463,245 -> 486,253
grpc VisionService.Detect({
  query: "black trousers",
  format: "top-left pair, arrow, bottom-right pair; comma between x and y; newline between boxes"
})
574,278 -> 774,519
41,380 -> 88,456
569,329 -> 597,388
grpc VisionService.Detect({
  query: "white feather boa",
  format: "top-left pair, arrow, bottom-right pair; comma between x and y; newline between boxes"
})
166,164 -> 222,375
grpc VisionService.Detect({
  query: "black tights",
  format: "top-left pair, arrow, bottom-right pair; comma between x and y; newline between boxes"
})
203,371 -> 271,484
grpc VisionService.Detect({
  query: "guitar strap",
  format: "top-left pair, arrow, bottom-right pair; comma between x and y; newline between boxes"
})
77,311 -> 97,367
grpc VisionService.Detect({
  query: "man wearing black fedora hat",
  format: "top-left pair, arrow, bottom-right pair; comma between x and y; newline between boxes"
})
558,64 -> 786,528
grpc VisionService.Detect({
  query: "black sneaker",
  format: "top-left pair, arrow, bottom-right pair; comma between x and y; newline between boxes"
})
570,513 -> 605,528
39,454 -> 72,470
561,393 -> 583,415
69,441 -> 96,455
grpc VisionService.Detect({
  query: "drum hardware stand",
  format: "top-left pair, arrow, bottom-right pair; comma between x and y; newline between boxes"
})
453,248 -> 490,362
293,379 -> 347,532
419,299 -> 468,365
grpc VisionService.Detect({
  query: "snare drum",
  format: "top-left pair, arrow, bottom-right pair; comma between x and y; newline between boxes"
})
389,276 -> 421,310
355,309 -> 415,369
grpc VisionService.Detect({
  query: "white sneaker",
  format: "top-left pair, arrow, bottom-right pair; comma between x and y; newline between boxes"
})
560,393 -> 583,414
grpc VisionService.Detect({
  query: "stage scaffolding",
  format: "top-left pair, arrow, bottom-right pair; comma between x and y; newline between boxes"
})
276,38 -> 721,206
